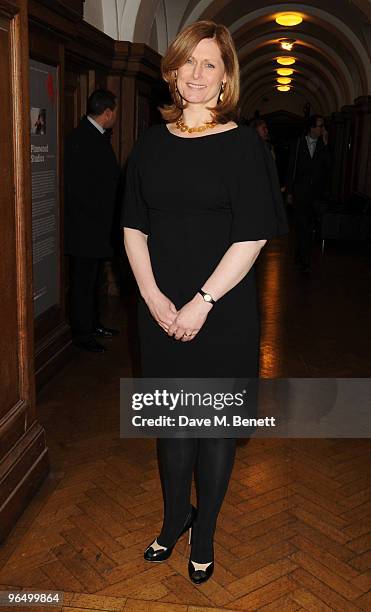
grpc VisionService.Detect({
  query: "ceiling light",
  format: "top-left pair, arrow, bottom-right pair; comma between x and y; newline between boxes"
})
277,68 -> 294,76
277,56 -> 296,66
277,85 -> 291,92
279,38 -> 295,51
282,41 -> 293,51
275,13 -> 303,27
277,77 -> 292,85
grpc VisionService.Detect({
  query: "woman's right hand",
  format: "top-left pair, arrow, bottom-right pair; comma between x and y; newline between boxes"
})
145,290 -> 178,332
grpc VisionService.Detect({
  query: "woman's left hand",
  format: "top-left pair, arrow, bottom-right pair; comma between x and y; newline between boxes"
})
167,294 -> 213,341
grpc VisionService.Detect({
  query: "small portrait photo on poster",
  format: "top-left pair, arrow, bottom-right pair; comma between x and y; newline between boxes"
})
30,107 -> 47,135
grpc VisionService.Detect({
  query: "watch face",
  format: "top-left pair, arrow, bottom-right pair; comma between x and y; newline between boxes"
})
204,294 -> 212,302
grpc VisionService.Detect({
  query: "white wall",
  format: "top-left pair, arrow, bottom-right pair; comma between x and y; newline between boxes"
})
83,0 -> 189,51
83,0 -> 104,31
155,0 -> 169,55
164,0 -> 189,43
83,0 -> 141,42
101,0 -> 120,39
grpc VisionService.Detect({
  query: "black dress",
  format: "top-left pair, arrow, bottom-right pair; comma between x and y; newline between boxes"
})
122,124 -> 287,379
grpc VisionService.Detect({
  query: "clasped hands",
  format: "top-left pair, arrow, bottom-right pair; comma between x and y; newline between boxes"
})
146,289 -> 213,342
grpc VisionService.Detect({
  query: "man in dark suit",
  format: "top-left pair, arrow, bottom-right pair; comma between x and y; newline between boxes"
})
65,89 -> 120,352
286,114 -> 331,272
250,118 -> 276,160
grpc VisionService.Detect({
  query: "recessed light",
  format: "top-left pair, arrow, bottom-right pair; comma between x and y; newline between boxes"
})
275,13 -> 303,27
277,77 -> 292,85
277,85 -> 291,92
277,56 -> 296,66
277,68 -> 294,76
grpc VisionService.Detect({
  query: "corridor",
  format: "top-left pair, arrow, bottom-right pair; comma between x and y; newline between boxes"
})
1,0 -> 371,610
1,235 -> 370,611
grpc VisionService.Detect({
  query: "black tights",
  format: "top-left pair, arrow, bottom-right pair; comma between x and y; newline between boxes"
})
156,438 -> 236,563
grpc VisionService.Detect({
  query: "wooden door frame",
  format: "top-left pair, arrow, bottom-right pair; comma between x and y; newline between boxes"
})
0,0 -> 49,542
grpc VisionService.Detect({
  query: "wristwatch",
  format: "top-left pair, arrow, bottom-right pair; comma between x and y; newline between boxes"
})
198,289 -> 216,305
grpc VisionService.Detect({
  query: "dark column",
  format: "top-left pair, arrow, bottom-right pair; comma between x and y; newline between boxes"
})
353,96 -> 371,197
340,104 -> 356,202
330,112 -> 347,202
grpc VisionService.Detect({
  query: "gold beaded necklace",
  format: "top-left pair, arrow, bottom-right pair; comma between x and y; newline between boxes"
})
175,116 -> 217,134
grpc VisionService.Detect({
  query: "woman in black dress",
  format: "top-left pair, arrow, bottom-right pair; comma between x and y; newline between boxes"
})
123,21 -> 287,585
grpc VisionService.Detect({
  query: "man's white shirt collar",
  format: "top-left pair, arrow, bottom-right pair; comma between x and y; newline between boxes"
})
306,133 -> 317,157
87,115 -> 105,134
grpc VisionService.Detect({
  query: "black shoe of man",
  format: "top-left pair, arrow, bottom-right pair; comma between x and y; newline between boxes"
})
94,326 -> 120,338
73,336 -> 107,353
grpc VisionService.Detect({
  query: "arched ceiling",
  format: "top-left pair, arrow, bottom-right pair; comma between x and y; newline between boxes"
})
178,0 -> 371,114
84,0 -> 371,115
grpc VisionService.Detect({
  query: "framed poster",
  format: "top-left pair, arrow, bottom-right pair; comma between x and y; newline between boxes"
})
29,59 -> 59,318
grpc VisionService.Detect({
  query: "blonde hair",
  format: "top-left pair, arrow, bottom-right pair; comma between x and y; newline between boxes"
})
159,21 -> 240,124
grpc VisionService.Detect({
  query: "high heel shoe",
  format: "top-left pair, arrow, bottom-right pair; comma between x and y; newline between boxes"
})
144,505 -> 197,562
188,532 -> 214,584
188,558 -> 214,585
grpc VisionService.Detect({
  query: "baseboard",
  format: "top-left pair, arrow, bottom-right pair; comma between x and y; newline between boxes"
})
35,321 -> 74,391
0,422 -> 49,543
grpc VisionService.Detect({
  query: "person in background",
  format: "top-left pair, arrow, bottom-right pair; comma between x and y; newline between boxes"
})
285,114 -> 331,273
64,88 -> 120,352
250,118 -> 276,160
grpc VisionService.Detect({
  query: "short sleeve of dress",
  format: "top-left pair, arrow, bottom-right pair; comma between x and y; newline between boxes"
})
229,127 -> 288,243
121,140 -> 150,235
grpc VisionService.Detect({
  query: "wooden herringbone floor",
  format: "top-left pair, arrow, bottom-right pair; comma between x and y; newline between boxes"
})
1,235 -> 370,611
